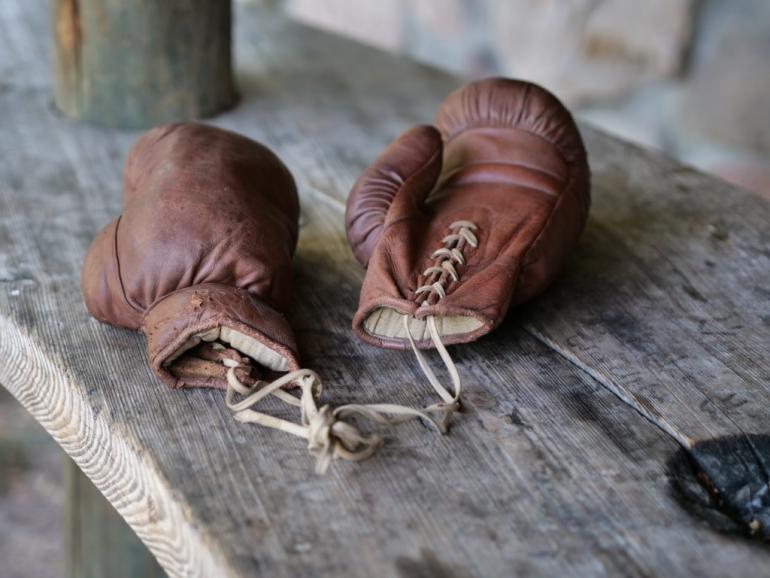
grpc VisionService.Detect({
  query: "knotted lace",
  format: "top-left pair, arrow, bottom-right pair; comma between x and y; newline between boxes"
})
223,360 -> 452,474
223,220 -> 477,469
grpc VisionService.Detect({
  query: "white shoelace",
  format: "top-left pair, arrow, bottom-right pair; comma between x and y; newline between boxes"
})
398,220 -> 474,431
224,359 -> 453,474
402,314 -> 462,432
223,221 -> 471,473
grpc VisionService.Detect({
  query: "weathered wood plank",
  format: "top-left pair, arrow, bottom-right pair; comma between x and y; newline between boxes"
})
519,135 -> 770,536
1,1 -> 769,577
526,135 -> 770,444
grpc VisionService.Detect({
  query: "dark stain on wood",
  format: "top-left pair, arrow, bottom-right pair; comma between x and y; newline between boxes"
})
462,388 -> 497,412
566,390 -> 638,456
682,284 -> 708,303
395,548 -> 471,578
506,407 -> 532,429
669,434 -> 770,541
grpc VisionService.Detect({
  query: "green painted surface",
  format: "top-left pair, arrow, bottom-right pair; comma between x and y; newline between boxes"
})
64,459 -> 167,578
53,0 -> 236,128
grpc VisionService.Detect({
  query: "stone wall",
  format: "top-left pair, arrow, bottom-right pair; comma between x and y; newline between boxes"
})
290,0 -> 693,104
285,0 -> 770,198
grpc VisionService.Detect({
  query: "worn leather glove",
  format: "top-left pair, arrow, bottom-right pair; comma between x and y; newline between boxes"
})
83,122 -> 301,389
83,123 -> 391,473
346,78 -> 591,427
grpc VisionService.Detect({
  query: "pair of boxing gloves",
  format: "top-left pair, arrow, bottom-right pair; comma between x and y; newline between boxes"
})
82,78 -> 590,473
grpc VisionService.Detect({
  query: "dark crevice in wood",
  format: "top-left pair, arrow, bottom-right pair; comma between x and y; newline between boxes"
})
523,326 -> 694,448
529,327 -> 770,542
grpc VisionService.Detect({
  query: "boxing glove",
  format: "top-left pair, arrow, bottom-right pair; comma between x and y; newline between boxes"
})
83,123 -> 388,473
83,122 -> 301,388
346,78 -> 591,424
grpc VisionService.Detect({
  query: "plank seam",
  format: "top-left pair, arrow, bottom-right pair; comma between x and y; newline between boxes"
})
524,325 -> 695,449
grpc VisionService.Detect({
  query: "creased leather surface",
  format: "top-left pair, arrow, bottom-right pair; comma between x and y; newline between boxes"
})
82,123 -> 301,388
346,78 -> 591,350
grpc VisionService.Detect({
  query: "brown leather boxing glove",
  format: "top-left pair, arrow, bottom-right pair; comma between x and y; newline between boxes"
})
83,122 -> 301,388
346,78 -> 591,427
83,123 -> 389,473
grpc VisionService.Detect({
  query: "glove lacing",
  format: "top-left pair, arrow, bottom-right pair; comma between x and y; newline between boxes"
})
224,219 -> 476,473
401,220 -> 478,431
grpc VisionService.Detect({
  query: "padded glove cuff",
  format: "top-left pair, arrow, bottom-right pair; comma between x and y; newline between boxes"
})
143,283 -> 300,389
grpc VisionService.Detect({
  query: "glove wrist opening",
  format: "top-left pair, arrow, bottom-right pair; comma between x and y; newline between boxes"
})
362,306 -> 484,347
142,283 -> 300,389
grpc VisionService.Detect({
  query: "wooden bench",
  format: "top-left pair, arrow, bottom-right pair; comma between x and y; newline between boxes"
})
2,1 -> 769,576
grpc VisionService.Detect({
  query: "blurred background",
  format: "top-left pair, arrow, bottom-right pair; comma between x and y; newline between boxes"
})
281,0 -> 770,199
1,1 -> 768,576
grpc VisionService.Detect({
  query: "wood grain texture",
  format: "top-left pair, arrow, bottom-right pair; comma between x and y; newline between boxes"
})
524,137 -> 770,444
65,458 -> 167,578
52,0 -> 235,128
1,1 -> 770,577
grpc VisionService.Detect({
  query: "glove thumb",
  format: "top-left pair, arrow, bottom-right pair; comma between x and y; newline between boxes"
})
345,125 -> 443,267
